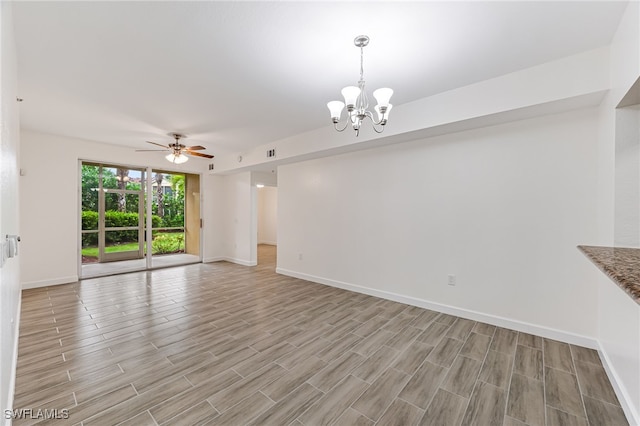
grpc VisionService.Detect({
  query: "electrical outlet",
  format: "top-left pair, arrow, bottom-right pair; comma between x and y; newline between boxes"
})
447,274 -> 456,286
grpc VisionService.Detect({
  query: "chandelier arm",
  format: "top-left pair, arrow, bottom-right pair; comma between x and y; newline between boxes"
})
334,120 -> 350,132
364,110 -> 384,126
372,124 -> 385,134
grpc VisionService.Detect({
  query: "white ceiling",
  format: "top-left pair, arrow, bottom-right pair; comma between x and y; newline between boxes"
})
13,1 -> 628,158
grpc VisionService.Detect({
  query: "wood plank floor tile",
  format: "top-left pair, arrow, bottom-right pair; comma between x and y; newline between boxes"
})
583,395 -> 629,426
384,326 -> 422,351
307,351 -> 366,393
472,321 -> 496,337
458,332 -> 491,361
490,328 -> 518,355
518,332 -> 543,349
64,383 -> 138,424
544,338 -> 575,374
513,344 -> 543,380
352,345 -> 400,383
570,344 -> 602,366
83,376 -> 193,426
118,410 -> 158,426
416,322 -> 450,346
378,398 -> 424,426
461,381 -> 506,426
249,382 -> 323,425
574,360 -> 621,406
207,363 -> 286,412
261,355 -> 327,401
397,361 -> 448,409
351,328 -> 396,357
446,317 -> 476,341
333,408 -> 374,426
420,388 -> 468,426
392,341 -> 433,375
205,391 -> 273,425
544,367 -> 586,418
441,355 -> 482,398
297,375 -> 368,426
149,369 -> 242,424
506,373 -> 545,426
546,406 -> 588,426
159,400 -> 219,426
351,368 -> 411,421
426,337 -> 464,368
478,350 -> 513,389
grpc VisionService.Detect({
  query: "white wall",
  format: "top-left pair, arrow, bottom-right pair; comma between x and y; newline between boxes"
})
19,131 -> 213,288
201,173 -> 227,263
220,171 -> 256,266
258,186 -> 277,246
614,105 -> 640,247
278,107 -> 600,342
0,1 -> 21,423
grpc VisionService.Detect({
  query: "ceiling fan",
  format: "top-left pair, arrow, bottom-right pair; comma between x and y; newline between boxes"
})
137,133 -> 214,164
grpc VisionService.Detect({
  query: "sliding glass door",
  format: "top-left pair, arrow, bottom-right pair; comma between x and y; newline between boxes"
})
80,161 -> 200,277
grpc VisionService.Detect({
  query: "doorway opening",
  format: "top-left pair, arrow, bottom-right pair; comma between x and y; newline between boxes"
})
79,162 -> 201,278
257,184 -> 277,267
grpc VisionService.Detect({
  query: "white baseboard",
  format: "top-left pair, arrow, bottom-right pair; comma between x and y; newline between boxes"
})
203,256 -> 256,266
203,256 -> 225,263
275,267 -> 598,349
21,275 -> 78,290
221,257 -> 257,267
597,343 -> 640,426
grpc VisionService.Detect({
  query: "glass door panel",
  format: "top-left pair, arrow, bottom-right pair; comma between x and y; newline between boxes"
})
98,167 -> 145,263
81,164 -> 100,264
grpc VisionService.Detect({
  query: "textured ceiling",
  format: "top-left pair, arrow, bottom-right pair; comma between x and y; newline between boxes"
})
13,1 -> 628,157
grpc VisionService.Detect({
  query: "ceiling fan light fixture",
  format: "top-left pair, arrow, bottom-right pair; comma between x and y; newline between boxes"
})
166,152 -> 189,164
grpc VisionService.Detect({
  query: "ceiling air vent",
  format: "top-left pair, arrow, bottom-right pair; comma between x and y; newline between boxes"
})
266,148 -> 276,158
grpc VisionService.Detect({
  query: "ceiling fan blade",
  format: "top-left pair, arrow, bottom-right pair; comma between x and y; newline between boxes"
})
185,151 -> 214,159
146,141 -> 170,148
186,145 -> 206,151
135,149 -> 170,152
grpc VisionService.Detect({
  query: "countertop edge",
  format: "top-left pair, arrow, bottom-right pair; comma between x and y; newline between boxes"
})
578,245 -> 640,305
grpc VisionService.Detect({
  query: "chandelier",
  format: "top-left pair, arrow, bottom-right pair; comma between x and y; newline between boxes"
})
327,35 -> 393,136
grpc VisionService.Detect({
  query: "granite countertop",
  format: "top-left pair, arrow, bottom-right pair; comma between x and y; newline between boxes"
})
578,245 -> 640,305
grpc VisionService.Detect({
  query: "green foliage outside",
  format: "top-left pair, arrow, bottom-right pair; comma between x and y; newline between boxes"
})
152,233 -> 185,254
81,211 -> 162,246
81,232 -> 185,258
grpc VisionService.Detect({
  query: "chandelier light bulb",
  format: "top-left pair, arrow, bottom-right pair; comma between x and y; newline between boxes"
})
341,86 -> 361,108
327,101 -> 345,121
373,88 -> 393,108
375,103 -> 393,122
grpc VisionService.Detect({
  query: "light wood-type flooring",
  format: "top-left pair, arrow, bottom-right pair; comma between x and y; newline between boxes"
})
14,245 -> 628,425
